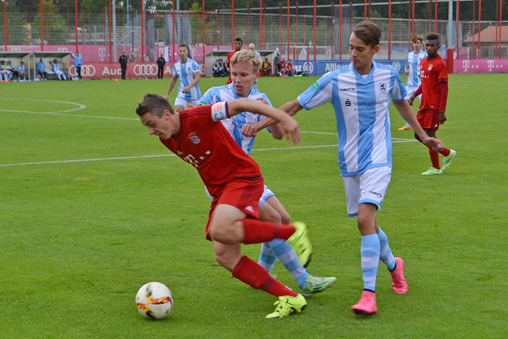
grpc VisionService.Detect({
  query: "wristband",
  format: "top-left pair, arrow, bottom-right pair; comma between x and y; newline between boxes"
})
211,102 -> 229,121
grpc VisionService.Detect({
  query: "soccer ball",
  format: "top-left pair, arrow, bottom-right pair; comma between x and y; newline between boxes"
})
136,282 -> 173,320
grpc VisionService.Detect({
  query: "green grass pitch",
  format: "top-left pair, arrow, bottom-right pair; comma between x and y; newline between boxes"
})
1,73 -> 507,338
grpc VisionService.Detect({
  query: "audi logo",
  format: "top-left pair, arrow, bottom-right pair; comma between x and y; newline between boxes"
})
69,65 -> 96,76
133,64 -> 158,76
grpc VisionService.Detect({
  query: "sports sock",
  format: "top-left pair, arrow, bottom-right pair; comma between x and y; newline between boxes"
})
378,227 -> 396,271
360,234 -> 380,292
268,239 -> 308,289
242,219 -> 295,244
258,242 -> 277,273
427,145 -> 441,169
232,255 -> 297,297
440,148 -> 451,157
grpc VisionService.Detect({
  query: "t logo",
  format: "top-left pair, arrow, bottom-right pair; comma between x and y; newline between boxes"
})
462,60 -> 470,72
487,60 -> 495,72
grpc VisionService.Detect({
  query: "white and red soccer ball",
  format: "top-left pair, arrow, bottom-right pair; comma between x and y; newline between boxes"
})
136,282 -> 173,320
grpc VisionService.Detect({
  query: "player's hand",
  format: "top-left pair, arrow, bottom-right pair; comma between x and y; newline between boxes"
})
255,97 -> 269,105
182,87 -> 189,94
407,95 -> 415,105
279,115 -> 300,146
423,137 -> 444,152
439,110 -> 447,125
241,124 -> 258,137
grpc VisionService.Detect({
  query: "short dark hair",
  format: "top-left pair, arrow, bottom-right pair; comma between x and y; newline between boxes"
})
234,37 -> 243,44
426,33 -> 440,41
353,20 -> 382,47
136,94 -> 174,118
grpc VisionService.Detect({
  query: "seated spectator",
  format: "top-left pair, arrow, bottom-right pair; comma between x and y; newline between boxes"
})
17,61 -> 27,81
37,58 -> 47,80
0,60 -> 10,81
287,59 -> 295,76
6,61 -> 17,80
49,59 -> 67,80
280,58 -> 287,75
212,61 -> 220,77
217,58 -> 226,77
261,58 -> 272,76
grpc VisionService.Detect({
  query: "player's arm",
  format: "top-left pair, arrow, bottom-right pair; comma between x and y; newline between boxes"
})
165,76 -> 178,99
213,99 -> 300,145
243,99 -> 304,137
392,99 -> 443,151
438,78 -> 449,124
407,84 -> 422,105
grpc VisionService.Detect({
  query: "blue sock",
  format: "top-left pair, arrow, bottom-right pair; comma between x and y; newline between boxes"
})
268,239 -> 308,289
378,227 -> 396,271
258,242 -> 277,273
361,234 -> 380,292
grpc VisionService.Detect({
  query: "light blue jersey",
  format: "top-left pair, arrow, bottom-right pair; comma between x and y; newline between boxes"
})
298,61 -> 406,177
173,58 -> 201,101
405,50 -> 427,88
200,83 -> 271,155
71,54 -> 83,67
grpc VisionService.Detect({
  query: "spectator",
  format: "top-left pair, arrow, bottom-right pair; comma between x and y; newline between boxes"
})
273,49 -> 281,76
261,58 -> 272,76
280,57 -> 287,75
49,59 -> 67,80
157,53 -> 166,79
17,61 -> 27,81
37,58 -> 47,80
217,58 -> 226,77
212,61 -> 220,77
119,50 -> 128,79
287,59 -> 295,76
70,52 -> 83,80
7,61 -> 17,81
0,60 -> 10,81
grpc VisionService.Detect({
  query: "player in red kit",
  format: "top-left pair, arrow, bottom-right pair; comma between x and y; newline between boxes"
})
225,38 -> 243,84
136,94 -> 310,319
409,33 -> 456,175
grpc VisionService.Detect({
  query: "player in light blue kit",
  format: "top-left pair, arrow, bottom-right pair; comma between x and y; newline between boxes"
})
253,21 -> 444,315
165,44 -> 201,112
398,35 -> 428,131
200,49 -> 336,299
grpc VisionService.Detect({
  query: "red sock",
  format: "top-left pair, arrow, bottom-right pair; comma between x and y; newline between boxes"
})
232,256 -> 297,297
241,219 -> 295,244
440,147 -> 450,157
427,145 -> 441,169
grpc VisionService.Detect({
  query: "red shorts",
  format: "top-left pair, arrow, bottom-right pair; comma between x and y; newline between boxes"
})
205,176 -> 263,240
417,109 -> 440,130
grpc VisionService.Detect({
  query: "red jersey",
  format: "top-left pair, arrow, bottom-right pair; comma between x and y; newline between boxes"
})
419,54 -> 448,111
225,51 -> 236,84
159,103 -> 261,198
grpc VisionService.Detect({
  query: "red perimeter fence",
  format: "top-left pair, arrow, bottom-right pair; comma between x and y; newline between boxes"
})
1,0 -> 506,64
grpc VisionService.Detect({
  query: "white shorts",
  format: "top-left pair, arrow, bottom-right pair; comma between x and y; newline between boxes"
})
205,185 -> 275,207
342,166 -> 391,217
175,97 -> 201,109
405,86 -> 422,101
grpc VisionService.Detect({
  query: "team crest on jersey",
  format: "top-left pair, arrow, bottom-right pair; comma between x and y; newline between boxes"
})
428,65 -> 433,71
379,82 -> 387,93
188,132 -> 201,144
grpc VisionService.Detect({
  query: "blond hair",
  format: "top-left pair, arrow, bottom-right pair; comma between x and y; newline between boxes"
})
230,49 -> 262,73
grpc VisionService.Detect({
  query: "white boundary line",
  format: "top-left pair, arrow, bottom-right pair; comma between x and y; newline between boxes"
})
1,140 -> 416,167
0,99 -> 416,167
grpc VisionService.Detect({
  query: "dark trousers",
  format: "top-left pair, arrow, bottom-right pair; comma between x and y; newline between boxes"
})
121,66 -> 126,79
76,66 -> 82,79
157,67 -> 164,79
